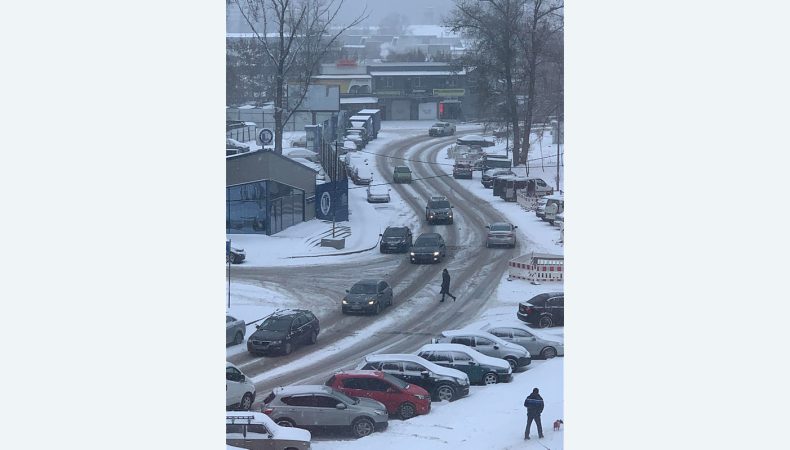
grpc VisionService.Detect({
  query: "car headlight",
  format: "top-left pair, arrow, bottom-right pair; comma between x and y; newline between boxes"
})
342,299 -> 348,304
375,409 -> 387,416
410,252 -> 415,256
458,378 -> 469,386
433,251 -> 439,256
368,300 -> 376,305
271,340 -> 282,344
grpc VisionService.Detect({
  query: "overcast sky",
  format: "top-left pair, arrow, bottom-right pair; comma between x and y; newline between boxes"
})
227,0 -> 457,33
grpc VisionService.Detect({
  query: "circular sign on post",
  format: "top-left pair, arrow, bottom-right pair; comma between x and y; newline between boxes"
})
259,128 -> 274,145
320,192 -> 332,216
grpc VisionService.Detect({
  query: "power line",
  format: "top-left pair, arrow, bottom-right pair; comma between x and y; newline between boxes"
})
350,148 -> 563,166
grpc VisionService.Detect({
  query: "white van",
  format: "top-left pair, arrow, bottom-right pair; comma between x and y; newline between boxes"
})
227,411 -> 311,450
227,362 -> 256,411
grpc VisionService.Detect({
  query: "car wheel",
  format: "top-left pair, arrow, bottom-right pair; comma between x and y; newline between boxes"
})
240,393 -> 253,411
505,357 -> 518,371
308,330 -> 318,345
276,418 -> 296,428
483,372 -> 498,385
351,417 -> 375,438
435,384 -> 456,402
233,331 -> 244,345
540,347 -> 558,359
398,402 -> 417,420
283,342 -> 293,355
538,315 -> 554,328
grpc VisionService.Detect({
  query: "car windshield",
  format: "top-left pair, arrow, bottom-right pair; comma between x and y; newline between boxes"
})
490,224 -> 511,231
428,201 -> 451,209
333,390 -> 359,405
383,373 -> 409,390
432,123 -> 445,127
350,283 -> 377,294
383,228 -> 407,237
395,167 -> 410,173
259,317 -> 292,331
414,237 -> 439,247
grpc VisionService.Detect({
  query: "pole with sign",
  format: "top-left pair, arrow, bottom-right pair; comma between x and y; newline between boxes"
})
226,239 -> 231,309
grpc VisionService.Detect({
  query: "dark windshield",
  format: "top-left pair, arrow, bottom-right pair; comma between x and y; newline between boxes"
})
395,167 -> 410,173
490,224 -> 511,231
333,390 -> 359,405
415,237 -> 439,247
432,123 -> 445,127
428,201 -> 451,209
383,373 -> 409,389
350,283 -> 377,294
383,228 -> 407,237
259,317 -> 292,332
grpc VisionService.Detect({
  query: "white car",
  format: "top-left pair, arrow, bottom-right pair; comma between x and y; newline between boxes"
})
227,411 -> 311,450
227,362 -> 256,411
366,185 -> 391,203
432,329 -> 531,371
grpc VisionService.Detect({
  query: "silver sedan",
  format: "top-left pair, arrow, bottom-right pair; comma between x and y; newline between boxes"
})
466,319 -> 564,359
226,315 -> 246,346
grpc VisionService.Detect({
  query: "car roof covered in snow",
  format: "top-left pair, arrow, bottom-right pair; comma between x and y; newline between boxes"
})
273,385 -> 335,396
353,279 -> 383,286
359,353 -> 469,380
463,319 -> 564,343
415,343 -> 510,369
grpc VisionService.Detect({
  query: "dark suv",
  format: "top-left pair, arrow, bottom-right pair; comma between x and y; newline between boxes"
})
425,199 -> 454,224
481,168 -> 515,188
247,309 -> 320,356
410,233 -> 447,264
517,292 -> 564,328
379,226 -> 413,253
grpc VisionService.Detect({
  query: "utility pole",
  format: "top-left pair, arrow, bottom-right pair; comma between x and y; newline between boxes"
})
556,115 -> 562,193
333,140 -> 338,238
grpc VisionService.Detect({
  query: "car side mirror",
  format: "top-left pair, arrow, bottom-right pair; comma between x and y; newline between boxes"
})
346,289 -> 350,293
485,225 -> 490,229
336,403 -> 347,410
239,374 -> 245,382
420,371 -> 430,378
468,361 -> 476,366
379,233 -> 383,237
386,387 -> 397,393
513,225 -> 518,229
493,345 -> 499,350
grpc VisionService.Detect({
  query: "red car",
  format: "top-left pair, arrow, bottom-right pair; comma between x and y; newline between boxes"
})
325,370 -> 431,420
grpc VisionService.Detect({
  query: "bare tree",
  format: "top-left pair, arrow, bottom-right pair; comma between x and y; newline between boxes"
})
515,0 -> 563,167
233,0 -> 368,154
447,0 -> 525,166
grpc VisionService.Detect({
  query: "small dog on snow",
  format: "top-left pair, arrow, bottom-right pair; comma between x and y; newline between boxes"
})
553,419 -> 563,431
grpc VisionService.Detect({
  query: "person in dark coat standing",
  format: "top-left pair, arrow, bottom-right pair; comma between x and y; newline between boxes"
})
439,268 -> 457,302
524,387 -> 544,439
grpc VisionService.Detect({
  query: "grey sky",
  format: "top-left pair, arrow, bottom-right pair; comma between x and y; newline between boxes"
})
227,0 -> 457,33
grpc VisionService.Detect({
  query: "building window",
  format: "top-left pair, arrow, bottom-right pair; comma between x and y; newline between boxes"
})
413,77 -> 422,87
384,77 -> 393,88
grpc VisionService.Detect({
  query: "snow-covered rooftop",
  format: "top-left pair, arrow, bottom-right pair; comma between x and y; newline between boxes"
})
313,74 -> 372,79
369,70 -> 466,76
416,343 -> 511,370
360,353 -> 470,381
340,97 -> 378,104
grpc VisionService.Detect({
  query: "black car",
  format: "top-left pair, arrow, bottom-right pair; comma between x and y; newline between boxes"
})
517,292 -> 564,328
227,244 -> 246,264
425,199 -> 454,224
356,355 -> 471,402
481,169 -> 515,188
410,233 -> 447,264
379,226 -> 413,253
247,309 -> 320,356
341,279 -> 394,315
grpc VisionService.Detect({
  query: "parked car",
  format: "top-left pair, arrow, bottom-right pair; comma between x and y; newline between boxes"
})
517,292 -> 564,328
366,184 -> 391,203
227,138 -> 251,152
393,166 -> 412,183
543,195 -> 564,224
453,162 -> 473,179
465,319 -> 564,359
228,243 -> 246,264
260,385 -> 389,438
325,370 -> 431,420
425,198 -> 454,224
342,279 -> 394,315
227,315 -> 246,346
481,168 -> 515,188
416,343 -> 512,385
485,222 -> 518,248
432,329 -> 531,371
355,353 -> 470,402
409,233 -> 447,264
379,226 -> 413,253
349,166 -> 373,186
536,195 -> 563,220
227,362 -> 256,411
535,197 -> 549,219
429,122 -> 456,137
227,411 -> 311,450
247,309 -> 320,356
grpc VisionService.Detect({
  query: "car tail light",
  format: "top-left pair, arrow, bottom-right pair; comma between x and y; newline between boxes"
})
262,407 -> 274,415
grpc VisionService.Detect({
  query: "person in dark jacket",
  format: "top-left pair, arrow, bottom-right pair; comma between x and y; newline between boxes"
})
439,268 -> 457,302
524,387 -> 544,439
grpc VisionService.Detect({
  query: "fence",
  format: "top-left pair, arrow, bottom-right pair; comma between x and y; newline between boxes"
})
226,125 -> 256,143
